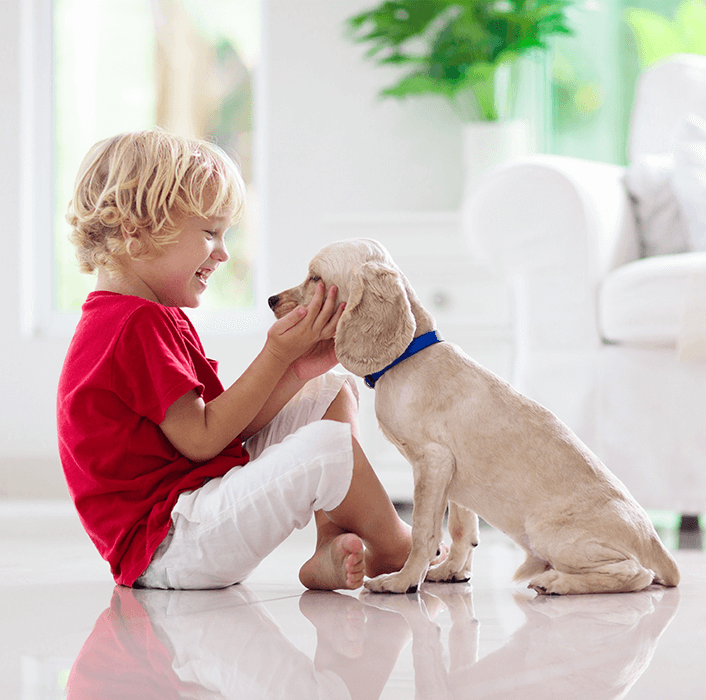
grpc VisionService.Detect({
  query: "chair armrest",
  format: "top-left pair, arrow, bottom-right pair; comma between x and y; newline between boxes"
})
462,155 -> 637,351
464,154 -> 636,278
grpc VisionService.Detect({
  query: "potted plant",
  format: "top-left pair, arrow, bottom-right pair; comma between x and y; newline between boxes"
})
346,0 -> 575,191
346,0 -> 575,123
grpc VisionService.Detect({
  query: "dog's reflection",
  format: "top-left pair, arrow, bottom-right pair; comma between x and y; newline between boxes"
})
66,582 -> 678,699
361,583 -> 680,700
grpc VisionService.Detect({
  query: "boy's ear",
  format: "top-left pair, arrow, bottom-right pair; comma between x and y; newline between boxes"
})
121,222 -> 139,242
121,224 -> 150,259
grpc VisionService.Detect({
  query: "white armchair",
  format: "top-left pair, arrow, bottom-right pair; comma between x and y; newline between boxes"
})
463,54 -> 706,522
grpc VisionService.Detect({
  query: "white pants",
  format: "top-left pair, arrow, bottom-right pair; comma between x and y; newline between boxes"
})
136,371 -> 357,590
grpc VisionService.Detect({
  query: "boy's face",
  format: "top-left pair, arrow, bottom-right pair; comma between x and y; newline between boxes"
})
129,210 -> 233,308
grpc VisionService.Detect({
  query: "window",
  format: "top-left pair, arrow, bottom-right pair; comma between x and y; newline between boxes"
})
52,0 -> 261,329
549,0 -> 689,165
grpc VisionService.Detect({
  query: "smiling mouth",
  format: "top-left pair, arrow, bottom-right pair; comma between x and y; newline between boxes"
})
195,268 -> 214,284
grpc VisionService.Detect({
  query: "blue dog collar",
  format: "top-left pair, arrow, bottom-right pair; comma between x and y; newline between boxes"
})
364,330 -> 444,389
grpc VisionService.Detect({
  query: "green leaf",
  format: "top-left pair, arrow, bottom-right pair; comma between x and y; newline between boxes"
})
675,0 -> 706,56
464,64 -> 499,120
381,72 -> 457,98
624,8 -> 684,67
347,0 -> 442,47
345,0 -> 578,114
378,51 -> 426,65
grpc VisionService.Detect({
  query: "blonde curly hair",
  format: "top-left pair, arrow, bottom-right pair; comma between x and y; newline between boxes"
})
66,129 -> 246,274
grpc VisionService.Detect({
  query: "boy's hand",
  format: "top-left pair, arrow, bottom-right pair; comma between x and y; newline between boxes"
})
290,338 -> 338,382
161,285 -> 345,461
265,283 -> 344,368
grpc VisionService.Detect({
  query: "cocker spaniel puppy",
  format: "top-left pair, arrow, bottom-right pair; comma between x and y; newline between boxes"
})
269,238 -> 680,595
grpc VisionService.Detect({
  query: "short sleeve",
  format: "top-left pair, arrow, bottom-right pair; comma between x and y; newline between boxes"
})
111,305 -> 204,424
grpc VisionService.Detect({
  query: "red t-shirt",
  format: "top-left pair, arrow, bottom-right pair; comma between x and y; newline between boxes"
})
57,292 -> 249,586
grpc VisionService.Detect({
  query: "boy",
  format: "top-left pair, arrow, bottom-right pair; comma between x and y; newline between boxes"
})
57,129 -> 414,590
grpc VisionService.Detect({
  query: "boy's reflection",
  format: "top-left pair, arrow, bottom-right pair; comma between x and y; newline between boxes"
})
66,585 -> 409,699
67,586 -> 208,699
66,581 -> 679,700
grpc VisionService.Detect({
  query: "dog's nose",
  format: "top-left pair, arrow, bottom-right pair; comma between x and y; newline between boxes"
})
267,295 -> 279,310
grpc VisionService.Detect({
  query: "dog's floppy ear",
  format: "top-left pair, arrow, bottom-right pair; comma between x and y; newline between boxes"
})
335,261 -> 416,377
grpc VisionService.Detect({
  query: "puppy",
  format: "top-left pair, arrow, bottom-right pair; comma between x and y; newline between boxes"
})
269,238 -> 680,595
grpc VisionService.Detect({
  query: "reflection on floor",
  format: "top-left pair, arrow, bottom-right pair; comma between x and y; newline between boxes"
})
1,501 -> 704,699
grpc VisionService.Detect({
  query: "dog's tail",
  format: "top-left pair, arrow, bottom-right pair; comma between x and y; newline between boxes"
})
513,553 -> 551,582
648,536 -> 680,587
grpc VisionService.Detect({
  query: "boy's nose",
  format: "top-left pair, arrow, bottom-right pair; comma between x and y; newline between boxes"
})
213,241 -> 229,262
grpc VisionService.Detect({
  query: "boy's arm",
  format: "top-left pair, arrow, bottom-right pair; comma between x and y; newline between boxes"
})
159,284 -> 343,462
232,363 -> 305,441
237,337 -> 340,440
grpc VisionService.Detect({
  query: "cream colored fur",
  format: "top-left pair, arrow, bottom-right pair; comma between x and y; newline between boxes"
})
270,238 -> 680,595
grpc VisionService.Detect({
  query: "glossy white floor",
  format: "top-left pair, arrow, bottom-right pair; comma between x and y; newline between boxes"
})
1,501 -> 704,700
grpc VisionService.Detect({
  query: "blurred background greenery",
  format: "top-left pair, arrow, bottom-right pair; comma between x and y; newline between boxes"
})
52,0 -> 702,313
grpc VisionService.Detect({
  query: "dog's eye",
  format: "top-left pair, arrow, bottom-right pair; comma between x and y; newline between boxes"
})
309,275 -> 321,283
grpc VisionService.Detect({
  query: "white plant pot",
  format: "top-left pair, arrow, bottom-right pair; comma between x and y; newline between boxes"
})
461,120 -> 529,199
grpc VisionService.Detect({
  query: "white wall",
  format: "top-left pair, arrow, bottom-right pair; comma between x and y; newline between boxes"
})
0,0 -> 466,498
263,0 -> 463,290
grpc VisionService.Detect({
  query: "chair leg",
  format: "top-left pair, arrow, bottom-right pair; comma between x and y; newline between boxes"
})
679,514 -> 703,550
680,514 -> 701,531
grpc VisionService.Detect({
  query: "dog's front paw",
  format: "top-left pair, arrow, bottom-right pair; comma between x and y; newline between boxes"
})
364,572 -> 419,594
425,560 -> 471,584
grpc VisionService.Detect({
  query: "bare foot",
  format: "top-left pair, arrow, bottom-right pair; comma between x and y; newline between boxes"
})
299,533 -> 365,590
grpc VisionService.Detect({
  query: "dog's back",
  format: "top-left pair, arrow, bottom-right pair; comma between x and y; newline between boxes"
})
375,340 -> 680,593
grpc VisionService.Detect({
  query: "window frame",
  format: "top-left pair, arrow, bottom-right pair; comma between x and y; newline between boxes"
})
21,0 -> 269,339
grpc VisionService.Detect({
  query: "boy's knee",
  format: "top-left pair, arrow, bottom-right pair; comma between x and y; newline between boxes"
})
338,377 -> 359,408
325,378 -> 359,422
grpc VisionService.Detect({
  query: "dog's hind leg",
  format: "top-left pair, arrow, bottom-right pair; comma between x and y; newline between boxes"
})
365,444 -> 454,594
513,552 -> 551,583
426,502 -> 478,583
528,552 -> 655,595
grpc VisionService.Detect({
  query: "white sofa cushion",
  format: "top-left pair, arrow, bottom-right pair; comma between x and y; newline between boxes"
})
623,114 -> 706,258
623,154 -> 691,258
599,252 -> 706,346
672,114 -> 706,251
